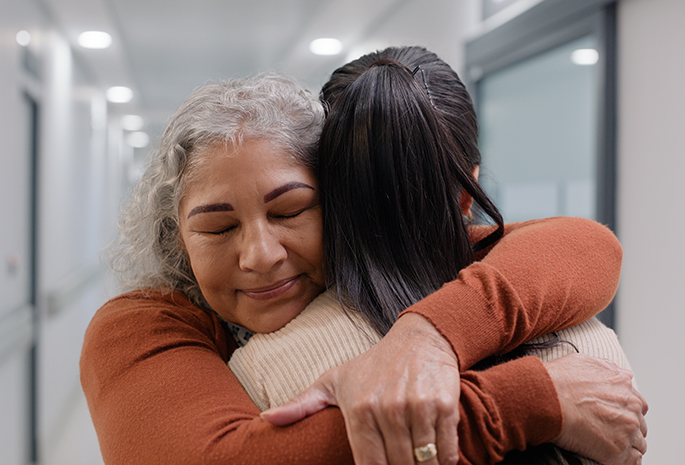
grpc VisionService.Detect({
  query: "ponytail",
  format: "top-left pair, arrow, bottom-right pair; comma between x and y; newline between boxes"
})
318,59 -> 474,334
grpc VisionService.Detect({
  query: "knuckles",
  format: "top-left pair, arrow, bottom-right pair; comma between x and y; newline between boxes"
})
347,382 -> 459,429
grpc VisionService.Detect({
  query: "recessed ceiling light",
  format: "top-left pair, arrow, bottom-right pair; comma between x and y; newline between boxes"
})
571,48 -> 599,66
106,86 -> 133,103
78,31 -> 112,49
309,38 -> 343,56
127,131 -> 150,148
121,114 -> 145,131
16,30 -> 31,47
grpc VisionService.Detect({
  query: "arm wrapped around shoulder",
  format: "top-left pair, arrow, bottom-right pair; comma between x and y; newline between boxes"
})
400,217 -> 623,369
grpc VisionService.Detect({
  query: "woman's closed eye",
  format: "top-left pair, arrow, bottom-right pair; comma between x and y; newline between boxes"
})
206,224 -> 238,235
271,209 -> 306,220
270,201 -> 320,222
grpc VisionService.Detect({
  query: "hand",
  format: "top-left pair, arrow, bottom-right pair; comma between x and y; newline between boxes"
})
546,354 -> 648,464
261,312 -> 461,465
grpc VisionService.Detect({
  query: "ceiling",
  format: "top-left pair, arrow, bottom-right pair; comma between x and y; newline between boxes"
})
38,0 -> 473,130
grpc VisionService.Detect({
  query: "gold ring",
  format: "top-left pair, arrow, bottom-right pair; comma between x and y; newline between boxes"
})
414,443 -> 437,462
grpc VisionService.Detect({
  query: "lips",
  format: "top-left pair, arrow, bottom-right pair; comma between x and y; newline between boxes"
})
239,276 -> 300,300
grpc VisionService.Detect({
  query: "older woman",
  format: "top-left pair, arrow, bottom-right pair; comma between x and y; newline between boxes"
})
80,74 -> 643,465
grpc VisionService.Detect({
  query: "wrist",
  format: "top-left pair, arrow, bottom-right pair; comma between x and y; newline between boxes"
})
468,356 -> 563,446
394,312 -> 459,365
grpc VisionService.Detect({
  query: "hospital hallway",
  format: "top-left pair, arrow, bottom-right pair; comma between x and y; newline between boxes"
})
1,0 -> 684,464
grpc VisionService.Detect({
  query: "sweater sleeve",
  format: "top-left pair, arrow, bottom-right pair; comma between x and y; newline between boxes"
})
80,291 -> 560,465
400,217 -> 623,369
458,356 -> 562,465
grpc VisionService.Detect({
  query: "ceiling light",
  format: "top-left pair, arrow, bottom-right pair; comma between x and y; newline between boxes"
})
121,114 -> 145,131
106,86 -> 133,103
127,132 -> 150,148
16,30 -> 31,47
571,48 -> 599,65
78,31 -> 112,49
309,38 -> 343,56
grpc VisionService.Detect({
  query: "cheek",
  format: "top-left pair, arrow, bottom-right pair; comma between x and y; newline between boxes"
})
298,218 -> 324,270
184,239 -> 233,291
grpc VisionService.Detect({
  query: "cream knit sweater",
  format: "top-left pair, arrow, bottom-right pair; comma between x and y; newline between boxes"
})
228,289 -> 630,411
229,290 -> 381,411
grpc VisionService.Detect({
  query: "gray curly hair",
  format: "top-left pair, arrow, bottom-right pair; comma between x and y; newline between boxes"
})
109,74 -> 325,308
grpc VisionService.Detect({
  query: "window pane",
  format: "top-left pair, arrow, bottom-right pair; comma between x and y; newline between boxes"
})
478,35 -> 599,222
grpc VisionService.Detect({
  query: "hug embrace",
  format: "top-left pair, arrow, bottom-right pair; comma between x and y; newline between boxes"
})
81,46 -> 647,465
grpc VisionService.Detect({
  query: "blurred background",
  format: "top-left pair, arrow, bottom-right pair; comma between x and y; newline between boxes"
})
1,0 -> 683,463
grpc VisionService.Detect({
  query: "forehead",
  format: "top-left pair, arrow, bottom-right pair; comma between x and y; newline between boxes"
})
182,138 -> 314,198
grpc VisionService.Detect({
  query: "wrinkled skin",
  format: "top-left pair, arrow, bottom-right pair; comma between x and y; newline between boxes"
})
548,354 -> 648,465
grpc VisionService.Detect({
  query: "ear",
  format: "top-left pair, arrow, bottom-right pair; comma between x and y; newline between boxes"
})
460,165 -> 479,217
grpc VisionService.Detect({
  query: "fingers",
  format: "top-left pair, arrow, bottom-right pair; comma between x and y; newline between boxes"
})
344,405 -> 391,465
410,426 -> 438,465
639,411 -> 648,438
376,420 -> 414,465
312,314 -> 461,465
635,388 -> 649,416
370,386 -> 422,465
630,386 -> 648,452
632,386 -> 648,439
407,396 -> 438,465
633,432 -> 648,456
406,391 -> 459,465
621,447 -> 644,465
261,377 -> 336,426
341,383 -> 459,465
547,354 -> 650,464
434,407 -> 460,465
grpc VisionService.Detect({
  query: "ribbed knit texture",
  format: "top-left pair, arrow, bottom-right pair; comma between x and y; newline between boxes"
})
527,317 -> 630,369
229,290 -> 381,410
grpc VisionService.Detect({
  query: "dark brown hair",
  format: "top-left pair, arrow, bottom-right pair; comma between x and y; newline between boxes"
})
317,46 -> 503,335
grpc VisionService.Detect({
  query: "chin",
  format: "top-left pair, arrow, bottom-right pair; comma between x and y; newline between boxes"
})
259,306 -> 307,333
230,281 -> 325,334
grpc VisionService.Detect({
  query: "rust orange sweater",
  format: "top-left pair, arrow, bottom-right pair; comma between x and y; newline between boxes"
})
80,217 -> 622,465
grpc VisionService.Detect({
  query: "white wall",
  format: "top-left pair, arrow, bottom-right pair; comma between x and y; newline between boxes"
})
1,3 -> 48,463
616,0 -> 685,463
0,1 -> 126,462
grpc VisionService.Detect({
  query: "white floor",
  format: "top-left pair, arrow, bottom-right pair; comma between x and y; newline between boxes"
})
41,392 -> 104,465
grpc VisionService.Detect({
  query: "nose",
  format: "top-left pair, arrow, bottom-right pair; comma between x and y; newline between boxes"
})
238,221 -> 287,273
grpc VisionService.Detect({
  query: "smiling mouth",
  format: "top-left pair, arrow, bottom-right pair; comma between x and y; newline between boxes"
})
239,276 -> 300,300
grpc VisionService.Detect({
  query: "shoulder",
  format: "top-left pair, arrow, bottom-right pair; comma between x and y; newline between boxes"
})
84,288 -> 233,363
533,318 -> 631,370
469,217 -> 620,260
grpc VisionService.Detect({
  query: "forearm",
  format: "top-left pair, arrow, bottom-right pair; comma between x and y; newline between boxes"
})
80,292 -> 354,465
400,217 -> 622,369
85,359 -> 354,465
457,356 -> 562,465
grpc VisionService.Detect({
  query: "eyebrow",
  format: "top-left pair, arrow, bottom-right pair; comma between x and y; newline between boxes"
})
187,203 -> 234,219
264,181 -> 315,203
